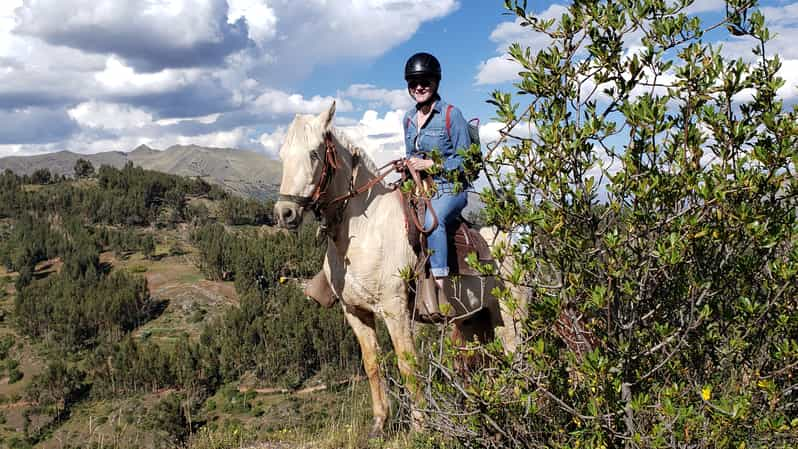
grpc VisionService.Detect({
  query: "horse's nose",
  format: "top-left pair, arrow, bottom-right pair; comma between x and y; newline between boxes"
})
274,202 -> 299,229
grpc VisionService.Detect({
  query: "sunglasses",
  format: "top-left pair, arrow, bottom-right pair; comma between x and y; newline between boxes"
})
407,78 -> 434,89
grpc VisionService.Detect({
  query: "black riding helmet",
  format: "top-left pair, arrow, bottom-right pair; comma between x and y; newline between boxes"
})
404,52 -> 442,81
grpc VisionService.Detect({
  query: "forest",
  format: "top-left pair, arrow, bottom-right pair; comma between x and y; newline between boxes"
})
0,162 -> 364,448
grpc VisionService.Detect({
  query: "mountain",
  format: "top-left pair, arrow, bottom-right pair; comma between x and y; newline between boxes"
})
0,145 -> 282,201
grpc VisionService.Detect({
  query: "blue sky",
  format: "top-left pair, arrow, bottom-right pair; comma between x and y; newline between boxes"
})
298,1 -> 505,118
0,0 -> 796,164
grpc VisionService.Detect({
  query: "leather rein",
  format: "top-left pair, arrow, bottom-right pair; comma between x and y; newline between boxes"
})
278,131 -> 438,234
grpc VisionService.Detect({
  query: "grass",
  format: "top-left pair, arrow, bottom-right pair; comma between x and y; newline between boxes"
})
99,236 -> 237,344
187,380 -> 419,449
35,393 -> 176,449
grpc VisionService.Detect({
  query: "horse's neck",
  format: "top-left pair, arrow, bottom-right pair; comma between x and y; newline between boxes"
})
325,136 -> 393,234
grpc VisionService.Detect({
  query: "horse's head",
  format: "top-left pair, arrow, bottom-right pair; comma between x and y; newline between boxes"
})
274,101 -> 337,229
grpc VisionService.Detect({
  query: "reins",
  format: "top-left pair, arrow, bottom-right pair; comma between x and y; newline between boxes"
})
279,131 -> 438,235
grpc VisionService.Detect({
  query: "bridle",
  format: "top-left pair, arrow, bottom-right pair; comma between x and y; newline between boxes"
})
278,131 -> 340,210
278,131 -> 438,233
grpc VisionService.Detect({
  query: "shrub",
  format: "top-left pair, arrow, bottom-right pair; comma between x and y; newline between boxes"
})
424,1 -> 798,448
8,368 -> 23,384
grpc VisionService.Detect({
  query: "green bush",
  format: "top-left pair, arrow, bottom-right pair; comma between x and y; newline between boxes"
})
0,338 -> 14,360
144,392 -> 193,445
8,437 -> 33,449
188,308 -> 207,324
129,264 -> 148,273
8,368 -> 23,384
424,1 -> 798,448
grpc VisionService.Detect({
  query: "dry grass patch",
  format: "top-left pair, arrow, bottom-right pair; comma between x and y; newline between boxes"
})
104,250 -> 239,343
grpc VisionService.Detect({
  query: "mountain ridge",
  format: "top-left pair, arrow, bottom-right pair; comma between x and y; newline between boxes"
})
0,145 -> 282,201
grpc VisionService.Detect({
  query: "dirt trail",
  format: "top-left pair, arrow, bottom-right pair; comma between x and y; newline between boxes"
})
0,400 -> 32,410
238,376 -> 365,396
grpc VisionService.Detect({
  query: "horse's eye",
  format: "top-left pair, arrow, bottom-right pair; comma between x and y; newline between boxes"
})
310,151 -> 320,161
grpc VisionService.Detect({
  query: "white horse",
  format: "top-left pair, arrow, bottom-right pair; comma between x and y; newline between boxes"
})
273,102 -> 524,435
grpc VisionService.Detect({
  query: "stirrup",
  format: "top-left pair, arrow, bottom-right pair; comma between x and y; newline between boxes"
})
416,276 -> 452,323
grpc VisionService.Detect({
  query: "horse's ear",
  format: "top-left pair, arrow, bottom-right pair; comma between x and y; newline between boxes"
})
319,101 -> 336,130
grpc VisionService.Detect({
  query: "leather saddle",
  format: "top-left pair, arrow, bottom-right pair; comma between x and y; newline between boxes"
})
400,188 -> 493,322
400,190 -> 493,277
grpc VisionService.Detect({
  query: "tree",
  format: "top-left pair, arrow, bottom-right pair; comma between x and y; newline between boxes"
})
425,1 -> 798,448
25,361 -> 85,419
30,168 -> 51,185
73,158 -> 95,179
142,234 -> 156,260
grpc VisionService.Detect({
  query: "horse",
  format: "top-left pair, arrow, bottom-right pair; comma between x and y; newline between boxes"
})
273,101 -> 525,435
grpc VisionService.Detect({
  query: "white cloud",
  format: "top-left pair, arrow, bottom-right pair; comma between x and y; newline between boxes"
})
778,59 -> 798,101
258,126 -> 286,157
247,0 -> 459,83
478,121 -> 505,149
253,90 -> 353,117
227,0 -> 277,44
68,101 -> 153,130
94,57 -> 200,94
0,0 -> 462,156
157,113 -> 221,126
0,144 -> 24,156
475,5 -> 568,85
342,84 -> 413,110
760,3 -> 798,28
478,119 -> 536,153
475,56 -> 523,85
172,126 -> 253,149
14,0 -> 249,71
338,109 -> 406,168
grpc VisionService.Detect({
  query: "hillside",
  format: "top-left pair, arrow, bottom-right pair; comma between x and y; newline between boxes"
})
0,145 -> 282,201
0,167 -> 410,449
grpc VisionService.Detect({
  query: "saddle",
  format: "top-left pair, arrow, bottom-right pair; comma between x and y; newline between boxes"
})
401,190 -> 493,277
400,187 -> 493,322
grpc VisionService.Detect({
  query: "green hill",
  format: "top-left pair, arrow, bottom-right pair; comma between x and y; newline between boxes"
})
0,167 -> 403,449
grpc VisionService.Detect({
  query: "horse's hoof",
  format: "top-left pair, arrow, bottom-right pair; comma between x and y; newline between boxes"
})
368,425 -> 384,440
411,410 -> 425,432
368,417 -> 385,439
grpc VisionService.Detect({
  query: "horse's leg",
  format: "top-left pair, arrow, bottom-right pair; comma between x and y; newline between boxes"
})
342,306 -> 388,436
380,297 -> 424,431
495,282 -> 527,353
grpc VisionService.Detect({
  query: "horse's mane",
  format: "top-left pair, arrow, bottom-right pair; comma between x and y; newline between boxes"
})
331,127 -> 389,188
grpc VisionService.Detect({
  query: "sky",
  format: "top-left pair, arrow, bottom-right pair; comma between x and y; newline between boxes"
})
0,0 -> 796,165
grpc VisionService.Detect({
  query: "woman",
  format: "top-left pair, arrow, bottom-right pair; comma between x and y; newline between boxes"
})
403,52 -> 471,295
304,52 -> 471,313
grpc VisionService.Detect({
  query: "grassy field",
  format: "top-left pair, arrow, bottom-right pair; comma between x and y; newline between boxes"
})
30,378 -> 414,449
188,380 -> 418,449
99,229 -> 238,345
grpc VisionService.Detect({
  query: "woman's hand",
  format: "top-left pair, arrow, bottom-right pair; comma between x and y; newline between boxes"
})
406,157 -> 435,171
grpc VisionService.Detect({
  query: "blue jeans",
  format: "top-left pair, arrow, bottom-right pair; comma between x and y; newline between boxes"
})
425,187 -> 467,278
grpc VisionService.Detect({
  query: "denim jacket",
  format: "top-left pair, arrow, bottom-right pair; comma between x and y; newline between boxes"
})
403,95 -> 471,187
